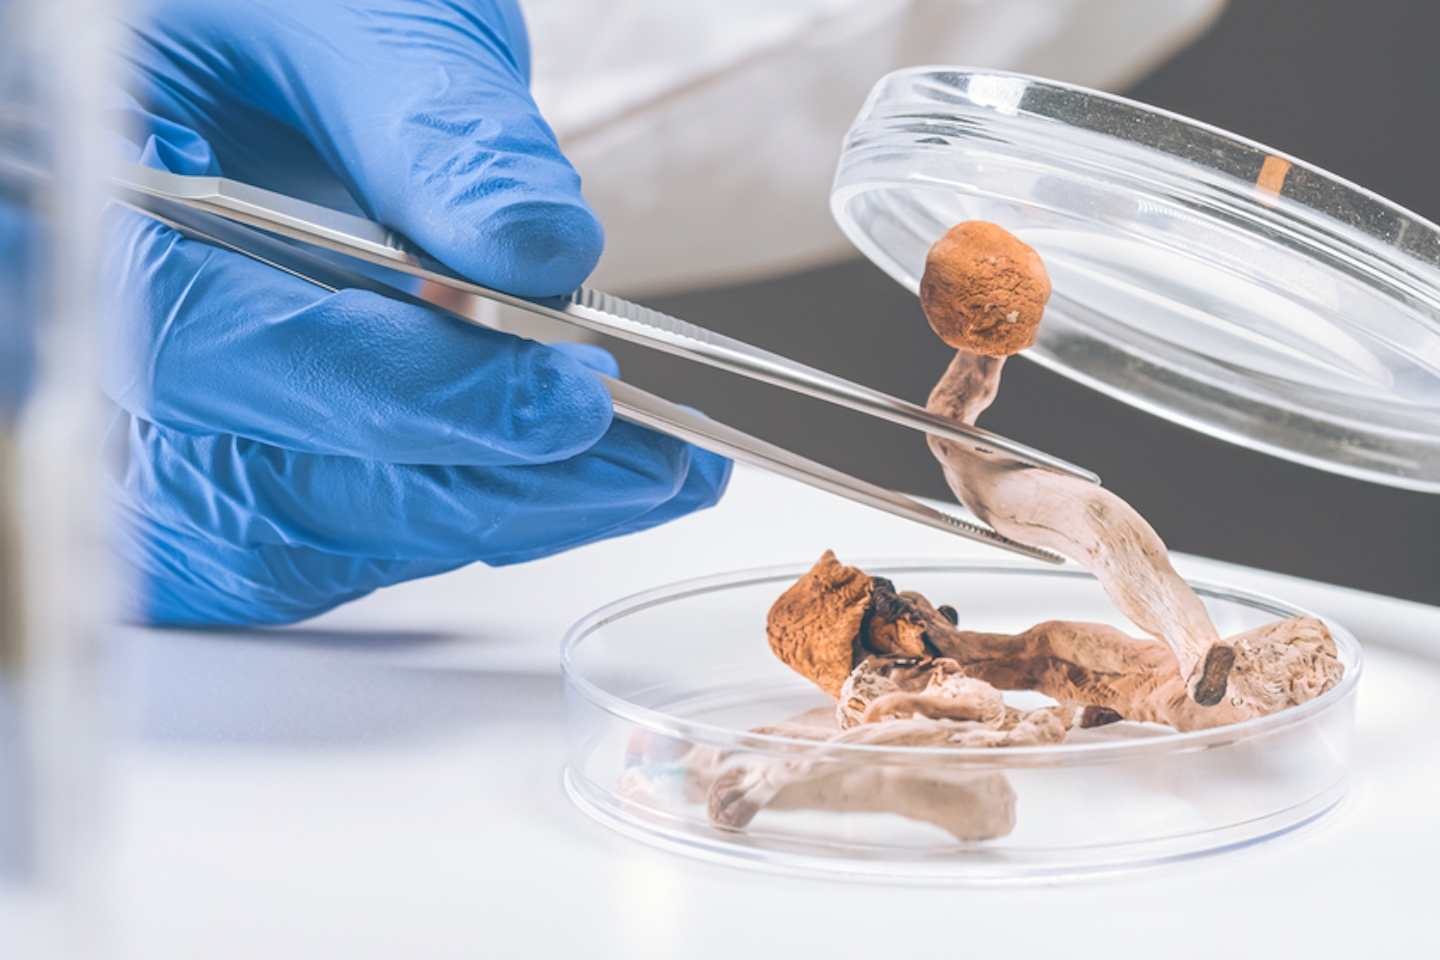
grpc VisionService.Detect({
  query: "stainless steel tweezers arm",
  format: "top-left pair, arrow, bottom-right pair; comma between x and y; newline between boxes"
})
109,164 -> 1096,485
107,165 -> 1073,562
602,377 -> 1063,560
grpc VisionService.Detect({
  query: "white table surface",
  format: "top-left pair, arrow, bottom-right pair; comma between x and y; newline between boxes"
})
102,465 -> 1440,958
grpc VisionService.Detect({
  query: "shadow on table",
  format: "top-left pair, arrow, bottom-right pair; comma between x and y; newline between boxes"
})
114,626 -> 564,747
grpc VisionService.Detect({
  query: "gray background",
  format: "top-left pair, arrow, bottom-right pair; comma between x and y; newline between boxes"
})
606,0 -> 1440,606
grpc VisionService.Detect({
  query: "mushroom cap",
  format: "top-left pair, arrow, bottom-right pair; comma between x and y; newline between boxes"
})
919,221 -> 1050,356
766,551 -> 872,697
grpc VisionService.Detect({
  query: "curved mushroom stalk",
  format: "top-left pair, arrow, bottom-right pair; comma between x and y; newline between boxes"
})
618,704 -> 1028,842
927,349 -> 1231,703
754,763 -> 1017,843
706,705 -> 1069,841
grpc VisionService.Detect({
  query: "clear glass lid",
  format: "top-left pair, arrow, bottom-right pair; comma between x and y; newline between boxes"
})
831,68 -> 1440,492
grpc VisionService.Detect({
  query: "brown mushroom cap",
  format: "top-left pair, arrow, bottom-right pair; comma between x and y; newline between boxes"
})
919,221 -> 1050,356
766,551 -> 872,696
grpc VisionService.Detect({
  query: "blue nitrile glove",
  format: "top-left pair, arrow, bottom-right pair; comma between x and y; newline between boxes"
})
108,0 -> 730,626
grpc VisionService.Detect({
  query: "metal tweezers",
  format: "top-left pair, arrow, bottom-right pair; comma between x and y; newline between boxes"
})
110,164 -> 1097,563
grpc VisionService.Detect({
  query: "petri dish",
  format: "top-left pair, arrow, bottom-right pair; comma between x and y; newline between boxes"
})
830,68 -> 1440,491
562,561 -> 1360,882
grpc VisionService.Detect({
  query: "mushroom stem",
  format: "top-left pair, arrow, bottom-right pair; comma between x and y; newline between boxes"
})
705,705 -> 1068,840
926,349 -> 1227,702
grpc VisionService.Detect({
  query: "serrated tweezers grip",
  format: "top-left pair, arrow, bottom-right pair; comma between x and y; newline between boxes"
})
567,288 -> 720,347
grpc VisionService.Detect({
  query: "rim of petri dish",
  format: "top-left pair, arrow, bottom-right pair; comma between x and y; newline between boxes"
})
560,559 -> 1362,769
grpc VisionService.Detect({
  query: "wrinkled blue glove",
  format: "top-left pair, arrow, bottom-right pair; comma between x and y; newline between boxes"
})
109,0 -> 730,627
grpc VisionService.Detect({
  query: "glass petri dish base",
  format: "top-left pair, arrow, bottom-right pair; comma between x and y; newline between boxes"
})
561,562 -> 1360,883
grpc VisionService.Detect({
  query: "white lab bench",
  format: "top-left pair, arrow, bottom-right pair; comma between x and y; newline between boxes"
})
105,465 -> 1440,958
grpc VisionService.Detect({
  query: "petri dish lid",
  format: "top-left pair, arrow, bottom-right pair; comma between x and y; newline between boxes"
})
831,68 -> 1440,492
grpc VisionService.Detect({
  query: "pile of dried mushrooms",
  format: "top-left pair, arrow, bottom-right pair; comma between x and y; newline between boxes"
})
620,221 -> 1344,842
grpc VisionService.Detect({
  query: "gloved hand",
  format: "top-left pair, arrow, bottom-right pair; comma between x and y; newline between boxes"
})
108,0 -> 730,626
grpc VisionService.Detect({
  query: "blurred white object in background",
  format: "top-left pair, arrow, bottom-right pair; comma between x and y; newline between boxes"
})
525,0 -> 1226,295
0,0 -> 118,956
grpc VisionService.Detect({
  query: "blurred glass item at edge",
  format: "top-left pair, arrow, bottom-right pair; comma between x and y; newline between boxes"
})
1,0 -> 116,956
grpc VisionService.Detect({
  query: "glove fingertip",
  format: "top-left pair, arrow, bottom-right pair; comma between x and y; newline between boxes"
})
502,343 -> 614,461
470,198 -> 604,298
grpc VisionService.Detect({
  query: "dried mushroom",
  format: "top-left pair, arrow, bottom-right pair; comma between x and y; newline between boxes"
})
618,718 -> 1020,843
771,553 -> 1341,732
701,705 -> 1066,841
